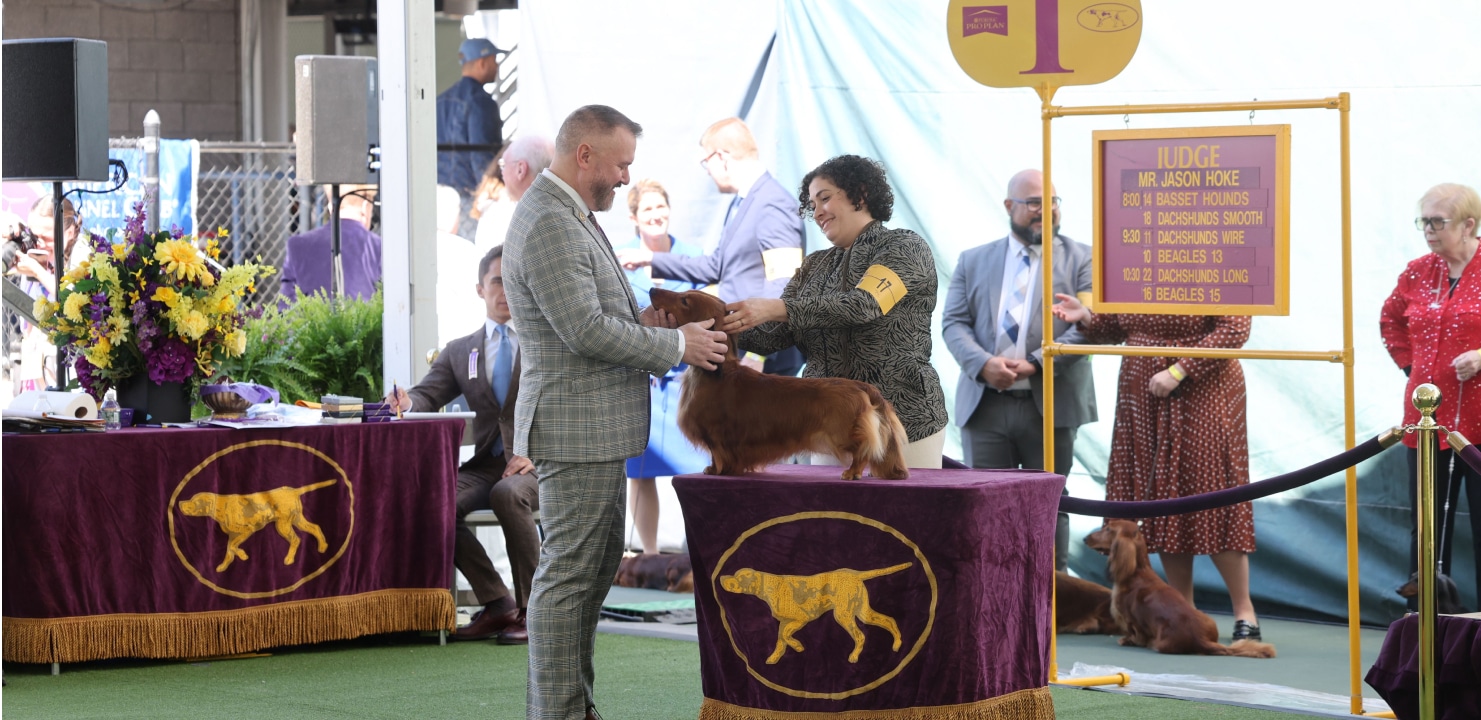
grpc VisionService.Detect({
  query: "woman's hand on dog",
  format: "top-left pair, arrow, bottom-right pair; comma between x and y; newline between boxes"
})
679,318 -> 728,370
721,298 -> 787,334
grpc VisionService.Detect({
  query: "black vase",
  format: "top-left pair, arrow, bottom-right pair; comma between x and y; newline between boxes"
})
116,375 -> 192,424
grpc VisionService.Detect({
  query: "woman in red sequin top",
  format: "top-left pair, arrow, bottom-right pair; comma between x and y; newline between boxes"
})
1379,182 -> 1481,603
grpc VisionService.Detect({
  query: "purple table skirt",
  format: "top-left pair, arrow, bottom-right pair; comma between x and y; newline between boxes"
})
1366,613 -> 1481,720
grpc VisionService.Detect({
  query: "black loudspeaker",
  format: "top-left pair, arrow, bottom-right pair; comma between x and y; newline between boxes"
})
2,38 -> 109,182
295,55 -> 379,185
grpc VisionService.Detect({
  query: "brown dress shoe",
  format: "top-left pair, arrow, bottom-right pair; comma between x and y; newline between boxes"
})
453,601 -> 519,641
495,610 -> 528,645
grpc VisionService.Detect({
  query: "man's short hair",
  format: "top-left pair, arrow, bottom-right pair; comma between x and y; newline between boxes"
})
477,244 -> 503,284
699,117 -> 759,161
504,135 -> 555,174
627,178 -> 669,216
554,105 -> 643,155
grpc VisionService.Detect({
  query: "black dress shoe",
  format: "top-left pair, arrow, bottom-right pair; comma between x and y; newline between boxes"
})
1232,619 -> 1262,642
454,601 -> 519,641
496,610 -> 528,645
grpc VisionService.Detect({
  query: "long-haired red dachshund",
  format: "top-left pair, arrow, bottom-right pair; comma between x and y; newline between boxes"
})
646,288 -> 909,480
1084,520 -> 1276,658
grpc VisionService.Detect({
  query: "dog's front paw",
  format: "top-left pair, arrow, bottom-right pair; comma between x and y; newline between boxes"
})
704,465 -> 719,475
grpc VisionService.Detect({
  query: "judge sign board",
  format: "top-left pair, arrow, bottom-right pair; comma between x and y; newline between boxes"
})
1093,126 -> 1290,315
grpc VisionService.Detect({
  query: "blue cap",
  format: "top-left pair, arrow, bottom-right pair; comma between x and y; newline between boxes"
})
458,38 -> 505,64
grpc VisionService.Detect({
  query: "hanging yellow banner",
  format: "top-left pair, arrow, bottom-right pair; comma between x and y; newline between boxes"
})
947,0 -> 1142,89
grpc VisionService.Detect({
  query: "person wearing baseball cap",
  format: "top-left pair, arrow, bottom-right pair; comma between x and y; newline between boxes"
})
438,38 -> 508,240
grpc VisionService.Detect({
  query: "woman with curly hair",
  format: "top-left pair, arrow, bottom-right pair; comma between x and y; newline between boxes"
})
722,155 -> 948,467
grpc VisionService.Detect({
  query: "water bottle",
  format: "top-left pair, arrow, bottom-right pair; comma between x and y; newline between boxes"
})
101,388 -> 121,431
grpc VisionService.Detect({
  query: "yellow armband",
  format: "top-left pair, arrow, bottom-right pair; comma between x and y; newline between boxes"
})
857,264 -> 908,315
1167,364 -> 1186,382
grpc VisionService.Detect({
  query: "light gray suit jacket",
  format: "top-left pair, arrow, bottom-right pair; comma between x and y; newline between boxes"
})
942,234 -> 1097,428
502,173 -> 683,462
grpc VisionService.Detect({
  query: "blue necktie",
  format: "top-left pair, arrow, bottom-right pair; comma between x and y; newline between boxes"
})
492,324 -> 513,407
998,252 -> 1032,354
723,195 -> 742,228
489,325 -> 513,459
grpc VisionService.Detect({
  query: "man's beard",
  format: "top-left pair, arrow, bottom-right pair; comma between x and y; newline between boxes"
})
1010,218 -> 1051,245
589,180 -> 617,212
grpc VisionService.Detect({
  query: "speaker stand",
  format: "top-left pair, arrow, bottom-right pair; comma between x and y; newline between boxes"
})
48,182 -> 69,391
329,183 -> 344,299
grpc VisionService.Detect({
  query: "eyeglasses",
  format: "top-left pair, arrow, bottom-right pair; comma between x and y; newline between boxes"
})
1416,217 -> 1453,231
1010,196 -> 1061,211
699,150 -> 722,171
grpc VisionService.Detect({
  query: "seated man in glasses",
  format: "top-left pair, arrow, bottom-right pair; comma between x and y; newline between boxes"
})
942,168 -> 1094,572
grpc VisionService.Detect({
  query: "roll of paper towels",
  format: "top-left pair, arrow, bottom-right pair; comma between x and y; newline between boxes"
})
6,391 -> 99,420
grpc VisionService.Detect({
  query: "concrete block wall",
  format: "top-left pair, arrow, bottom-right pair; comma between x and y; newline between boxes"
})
4,0 -> 240,140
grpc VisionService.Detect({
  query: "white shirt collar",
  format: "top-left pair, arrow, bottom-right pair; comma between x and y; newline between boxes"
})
485,317 -> 516,340
1011,238 -> 1042,260
541,168 -> 590,216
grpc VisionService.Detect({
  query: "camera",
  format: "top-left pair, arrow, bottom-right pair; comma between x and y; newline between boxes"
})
2,225 -> 41,273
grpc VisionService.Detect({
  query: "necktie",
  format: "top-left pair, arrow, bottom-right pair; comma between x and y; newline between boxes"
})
722,195 -> 743,228
997,252 -> 1032,355
588,212 -> 612,248
489,324 -> 513,458
492,324 -> 513,407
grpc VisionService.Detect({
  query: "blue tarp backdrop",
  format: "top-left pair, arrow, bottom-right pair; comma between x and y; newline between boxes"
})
520,0 -> 1481,626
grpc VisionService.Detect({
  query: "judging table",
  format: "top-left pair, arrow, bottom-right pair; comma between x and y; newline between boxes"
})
2,420 -> 463,665
673,465 -> 1063,720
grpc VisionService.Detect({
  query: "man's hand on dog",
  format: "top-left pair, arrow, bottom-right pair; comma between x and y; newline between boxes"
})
640,304 -> 678,329
680,318 -> 728,370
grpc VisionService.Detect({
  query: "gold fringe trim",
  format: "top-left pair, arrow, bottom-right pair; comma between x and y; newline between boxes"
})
698,687 -> 1055,720
3,588 -> 454,665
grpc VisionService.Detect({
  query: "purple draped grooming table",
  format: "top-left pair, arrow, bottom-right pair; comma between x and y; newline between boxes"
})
1366,613 -> 1481,720
674,465 -> 1063,720
2,420 -> 463,664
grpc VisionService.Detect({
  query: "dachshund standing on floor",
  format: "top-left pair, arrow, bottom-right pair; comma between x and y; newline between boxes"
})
1085,520 -> 1276,658
646,288 -> 909,480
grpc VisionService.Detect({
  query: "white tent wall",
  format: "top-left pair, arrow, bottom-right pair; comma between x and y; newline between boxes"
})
519,0 -> 1481,624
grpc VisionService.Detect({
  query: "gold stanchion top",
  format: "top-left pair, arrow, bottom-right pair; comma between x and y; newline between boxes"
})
1412,383 -> 1442,421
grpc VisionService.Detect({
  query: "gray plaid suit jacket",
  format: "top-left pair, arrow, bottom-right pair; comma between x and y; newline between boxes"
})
502,173 -> 683,463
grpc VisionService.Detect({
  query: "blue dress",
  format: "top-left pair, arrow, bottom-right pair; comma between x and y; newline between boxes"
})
614,234 -> 712,478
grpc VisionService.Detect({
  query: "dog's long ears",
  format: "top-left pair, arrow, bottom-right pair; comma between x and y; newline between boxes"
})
1109,535 -> 1138,582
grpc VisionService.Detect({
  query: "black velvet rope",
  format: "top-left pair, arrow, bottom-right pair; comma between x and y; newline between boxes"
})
1060,433 -> 1395,518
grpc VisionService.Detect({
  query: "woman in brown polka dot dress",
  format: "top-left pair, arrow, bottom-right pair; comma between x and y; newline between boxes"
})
1053,298 -> 1261,641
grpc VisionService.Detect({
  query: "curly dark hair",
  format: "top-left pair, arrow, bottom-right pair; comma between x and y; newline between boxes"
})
797,154 -> 894,223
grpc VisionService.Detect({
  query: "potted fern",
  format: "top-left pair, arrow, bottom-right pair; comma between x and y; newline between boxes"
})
219,289 -> 383,404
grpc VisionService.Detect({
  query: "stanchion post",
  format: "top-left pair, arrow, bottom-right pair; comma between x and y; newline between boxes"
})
1411,383 -> 1440,720
1036,81 -> 1060,683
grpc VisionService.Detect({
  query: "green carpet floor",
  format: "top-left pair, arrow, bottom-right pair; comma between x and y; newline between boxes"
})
4,632 -> 1319,719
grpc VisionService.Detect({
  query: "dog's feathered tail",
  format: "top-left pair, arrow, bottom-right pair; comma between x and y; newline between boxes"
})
864,392 -> 909,480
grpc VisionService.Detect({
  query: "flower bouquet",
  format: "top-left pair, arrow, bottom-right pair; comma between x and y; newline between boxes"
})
33,204 -> 274,409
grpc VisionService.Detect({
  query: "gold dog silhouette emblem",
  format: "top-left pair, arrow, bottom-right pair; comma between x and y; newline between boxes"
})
178,479 -> 337,572
720,563 -> 911,664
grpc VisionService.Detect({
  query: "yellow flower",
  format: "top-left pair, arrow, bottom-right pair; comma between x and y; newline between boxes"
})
179,309 -> 210,339
225,329 -> 247,357
152,286 -> 180,308
33,297 -> 56,323
91,257 -> 120,288
106,314 -> 130,345
204,238 -> 221,260
87,336 -> 113,369
62,260 -> 91,285
214,295 -> 236,314
154,239 -> 215,286
111,243 -> 129,261
63,293 -> 89,321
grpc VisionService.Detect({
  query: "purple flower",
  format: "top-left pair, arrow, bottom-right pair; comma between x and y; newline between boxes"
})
89,231 -> 110,255
74,356 -> 107,399
146,337 -> 196,384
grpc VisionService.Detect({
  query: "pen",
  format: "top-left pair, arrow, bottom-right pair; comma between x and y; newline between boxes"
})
393,379 -> 403,420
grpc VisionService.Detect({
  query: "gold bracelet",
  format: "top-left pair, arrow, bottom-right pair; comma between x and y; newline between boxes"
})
1167,364 -> 1186,382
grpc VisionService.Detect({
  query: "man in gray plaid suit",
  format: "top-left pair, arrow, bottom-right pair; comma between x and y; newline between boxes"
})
502,105 -> 729,720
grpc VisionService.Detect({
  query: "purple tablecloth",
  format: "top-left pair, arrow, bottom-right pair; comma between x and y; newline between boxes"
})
674,465 -> 1063,720
2,421 -> 463,664
1366,614 -> 1481,720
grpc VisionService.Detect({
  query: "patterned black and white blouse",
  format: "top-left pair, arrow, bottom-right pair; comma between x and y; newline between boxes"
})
739,221 -> 948,442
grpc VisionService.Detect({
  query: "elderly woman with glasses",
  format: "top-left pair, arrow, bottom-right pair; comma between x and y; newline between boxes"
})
720,155 -> 948,467
1380,182 -> 1481,605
